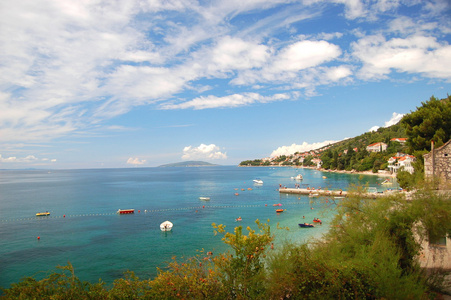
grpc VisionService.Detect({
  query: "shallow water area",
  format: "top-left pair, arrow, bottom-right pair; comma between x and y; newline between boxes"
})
0,166 -> 397,288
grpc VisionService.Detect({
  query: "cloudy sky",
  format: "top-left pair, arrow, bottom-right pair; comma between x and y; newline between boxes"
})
1,0 -> 450,169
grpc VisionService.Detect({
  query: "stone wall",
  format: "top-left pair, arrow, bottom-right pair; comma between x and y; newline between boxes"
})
424,140 -> 451,188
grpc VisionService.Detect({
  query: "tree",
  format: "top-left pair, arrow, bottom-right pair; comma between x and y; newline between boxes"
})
401,95 -> 451,152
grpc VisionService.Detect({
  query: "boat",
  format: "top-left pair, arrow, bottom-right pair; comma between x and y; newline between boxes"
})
313,218 -> 322,223
160,221 -> 173,231
253,179 -> 263,184
322,176 -> 327,179
273,203 -> 282,206
117,209 -> 135,214
291,174 -> 303,180
199,197 -> 211,201
276,209 -> 284,213
236,217 -> 242,221
309,193 -> 319,198
381,179 -> 392,185
36,212 -> 50,216
298,223 -> 315,228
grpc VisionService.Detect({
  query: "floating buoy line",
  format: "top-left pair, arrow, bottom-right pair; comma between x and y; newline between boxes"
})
0,200 -> 324,223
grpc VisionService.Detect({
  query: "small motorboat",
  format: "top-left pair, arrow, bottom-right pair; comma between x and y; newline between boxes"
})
253,179 -> 263,184
276,209 -> 284,213
273,203 -> 282,206
117,209 -> 135,214
236,217 -> 242,221
299,223 -> 315,228
309,193 -> 319,198
381,179 -> 392,185
291,174 -> 303,180
313,218 -> 322,223
36,212 -> 50,217
160,221 -> 173,231
199,197 -> 210,201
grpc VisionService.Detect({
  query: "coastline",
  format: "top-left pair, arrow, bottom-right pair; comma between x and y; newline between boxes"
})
240,165 -> 395,178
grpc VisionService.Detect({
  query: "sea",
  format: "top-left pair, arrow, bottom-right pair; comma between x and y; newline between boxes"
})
0,166 -> 397,289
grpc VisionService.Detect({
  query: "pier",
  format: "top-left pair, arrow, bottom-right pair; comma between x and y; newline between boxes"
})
279,188 -> 386,199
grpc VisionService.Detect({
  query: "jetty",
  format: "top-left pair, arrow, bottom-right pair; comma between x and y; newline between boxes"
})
279,188 -> 386,199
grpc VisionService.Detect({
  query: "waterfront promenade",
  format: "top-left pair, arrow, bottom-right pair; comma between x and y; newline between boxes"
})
279,188 -> 386,199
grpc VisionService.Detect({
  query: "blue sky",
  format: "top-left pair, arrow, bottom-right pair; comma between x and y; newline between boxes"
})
1,0 -> 450,169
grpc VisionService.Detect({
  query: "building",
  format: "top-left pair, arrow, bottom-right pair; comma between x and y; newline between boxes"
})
423,140 -> 451,188
387,154 -> 415,174
390,138 -> 408,144
366,142 -> 387,153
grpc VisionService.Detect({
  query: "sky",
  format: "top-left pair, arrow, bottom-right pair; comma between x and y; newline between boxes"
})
1,0 -> 450,169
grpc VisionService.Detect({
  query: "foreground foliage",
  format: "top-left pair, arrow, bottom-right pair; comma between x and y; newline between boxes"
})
2,191 -> 450,299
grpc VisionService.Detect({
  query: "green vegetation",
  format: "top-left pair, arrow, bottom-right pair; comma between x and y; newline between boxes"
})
402,95 -> 451,153
3,189 -> 450,299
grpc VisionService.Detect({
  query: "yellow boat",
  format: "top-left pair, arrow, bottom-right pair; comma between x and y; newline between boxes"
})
36,212 -> 50,216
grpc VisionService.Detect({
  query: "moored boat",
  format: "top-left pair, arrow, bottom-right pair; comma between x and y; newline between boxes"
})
117,209 -> 135,214
253,179 -> 263,184
291,174 -> 303,180
199,197 -> 210,201
160,221 -> 173,231
299,223 -> 315,228
276,209 -> 284,213
36,212 -> 50,216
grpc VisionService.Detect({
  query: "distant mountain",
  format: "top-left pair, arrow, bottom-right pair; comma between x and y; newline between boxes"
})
158,161 -> 219,167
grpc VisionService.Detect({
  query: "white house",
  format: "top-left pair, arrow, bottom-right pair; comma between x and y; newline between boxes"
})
388,154 -> 415,174
366,142 -> 388,153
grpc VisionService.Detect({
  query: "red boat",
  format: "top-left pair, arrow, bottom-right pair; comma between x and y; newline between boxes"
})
117,209 -> 135,214
276,209 -> 284,213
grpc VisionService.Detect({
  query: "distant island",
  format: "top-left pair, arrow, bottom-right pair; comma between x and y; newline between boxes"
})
158,161 -> 219,167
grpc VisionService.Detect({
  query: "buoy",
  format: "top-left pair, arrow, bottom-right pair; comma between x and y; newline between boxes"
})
138,210 -> 140,213
37,236 -> 40,240
202,205 -> 205,208
63,215 -> 66,218
265,204 -> 267,206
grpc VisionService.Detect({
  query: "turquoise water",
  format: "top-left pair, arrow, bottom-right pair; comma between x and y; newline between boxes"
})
0,166 -> 395,288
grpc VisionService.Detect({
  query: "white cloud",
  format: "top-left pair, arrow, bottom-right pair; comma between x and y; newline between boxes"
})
126,157 -> 146,165
0,154 -> 55,163
270,140 -> 338,157
182,144 -> 227,160
368,112 -> 404,132
385,112 -> 404,127
353,34 -> 451,80
208,36 -> 270,71
161,92 -> 291,110
231,40 -> 343,86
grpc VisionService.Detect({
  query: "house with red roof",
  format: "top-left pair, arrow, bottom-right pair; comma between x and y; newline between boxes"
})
390,138 -> 408,144
366,142 -> 387,153
388,154 -> 415,174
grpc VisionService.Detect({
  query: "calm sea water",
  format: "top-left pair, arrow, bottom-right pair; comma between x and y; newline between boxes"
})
0,166 -> 395,288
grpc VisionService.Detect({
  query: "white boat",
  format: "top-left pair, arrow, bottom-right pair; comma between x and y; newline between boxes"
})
199,197 -> 210,201
253,179 -> 263,184
291,174 -> 303,180
160,221 -> 173,231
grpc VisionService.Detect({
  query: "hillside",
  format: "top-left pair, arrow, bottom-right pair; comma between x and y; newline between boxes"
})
240,120 -> 408,173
